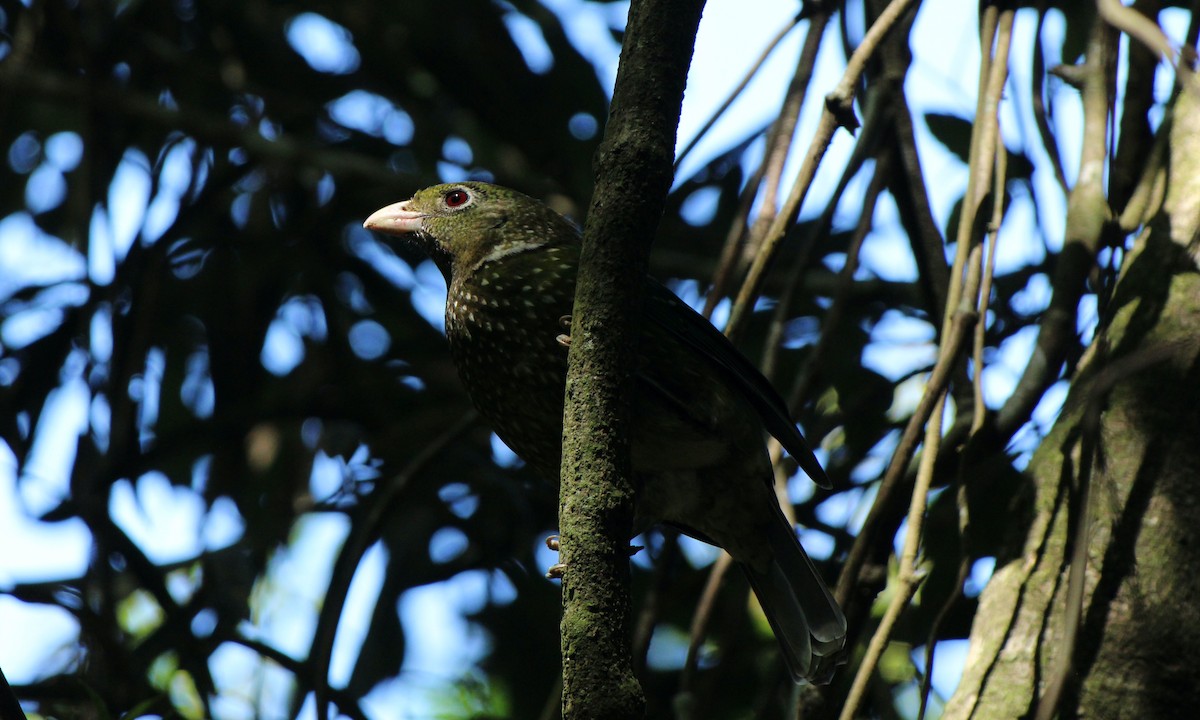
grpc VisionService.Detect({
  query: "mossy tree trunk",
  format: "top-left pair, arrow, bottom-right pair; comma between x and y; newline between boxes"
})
557,0 -> 705,718
943,83 -> 1200,720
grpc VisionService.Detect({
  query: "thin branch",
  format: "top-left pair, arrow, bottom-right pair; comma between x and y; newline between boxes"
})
221,634 -> 368,720
972,135 -> 1008,434
758,87 -> 890,382
0,666 -> 28,720
1116,120 -> 1170,232
889,89 -> 951,321
726,0 -> 918,340
943,6 -> 1011,335
702,156 -> 763,318
679,552 -> 735,693
1098,0 -> 1176,66
1031,5 -> 1070,192
835,2 -> 1013,611
0,66 -> 408,188
746,8 -> 834,253
834,303 -> 977,609
995,18 -> 1113,439
841,379 -> 952,719
1108,0 -> 1164,212
310,412 -> 478,720
849,6 -> 1017,715
674,16 -> 802,171
918,131 -> 1007,720
774,111 -> 890,402
703,11 -> 833,318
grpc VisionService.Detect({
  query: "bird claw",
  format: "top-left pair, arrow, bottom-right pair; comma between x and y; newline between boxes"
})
545,536 -> 565,578
556,315 -> 573,349
545,534 -> 642,557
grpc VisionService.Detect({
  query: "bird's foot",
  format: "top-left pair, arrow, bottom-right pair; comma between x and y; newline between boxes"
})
545,534 -> 642,557
556,315 -> 572,349
544,536 -> 565,578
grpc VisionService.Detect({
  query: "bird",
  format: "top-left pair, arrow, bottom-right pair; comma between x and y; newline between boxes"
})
364,181 -> 847,683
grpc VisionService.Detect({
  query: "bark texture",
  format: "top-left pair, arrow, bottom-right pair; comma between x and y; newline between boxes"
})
557,0 -> 705,718
943,85 -> 1200,720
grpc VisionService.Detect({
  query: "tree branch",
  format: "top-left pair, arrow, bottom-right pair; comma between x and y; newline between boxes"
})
726,0 -> 917,339
995,19 -> 1113,438
558,0 -> 704,717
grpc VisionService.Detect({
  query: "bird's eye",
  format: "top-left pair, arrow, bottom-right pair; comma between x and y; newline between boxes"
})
444,189 -> 471,208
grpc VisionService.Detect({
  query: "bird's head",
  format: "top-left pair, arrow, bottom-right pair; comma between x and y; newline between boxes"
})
363,182 -> 577,280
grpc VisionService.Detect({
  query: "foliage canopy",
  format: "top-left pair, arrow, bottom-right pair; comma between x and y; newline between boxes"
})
1,1 -> 1197,719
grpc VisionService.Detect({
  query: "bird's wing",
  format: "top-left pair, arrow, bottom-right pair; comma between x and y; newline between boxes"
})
643,281 -> 832,489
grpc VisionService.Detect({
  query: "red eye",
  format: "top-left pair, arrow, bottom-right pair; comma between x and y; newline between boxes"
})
444,189 -> 470,208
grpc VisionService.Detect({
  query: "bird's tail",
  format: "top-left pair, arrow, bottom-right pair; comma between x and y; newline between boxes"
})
739,507 -> 847,684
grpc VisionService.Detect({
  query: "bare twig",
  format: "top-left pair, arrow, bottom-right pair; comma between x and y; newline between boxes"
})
1098,0 -> 1176,66
835,2 -> 1013,611
726,0 -> 919,340
758,87 -> 888,382
890,89 -> 951,320
679,551 -> 735,693
839,12 -> 1012,715
702,164 -> 764,318
943,6 -> 1011,331
995,19 -> 1113,439
703,11 -> 833,318
1116,122 -> 1169,232
834,304 -> 976,610
674,16 -> 802,171
918,132 -> 1007,720
1108,0 -> 1164,212
310,412 -> 478,720
221,634 -> 369,720
1031,5 -> 1070,192
838,295 -> 979,720
746,9 -> 835,254
972,136 -> 1007,433
775,111 -> 890,402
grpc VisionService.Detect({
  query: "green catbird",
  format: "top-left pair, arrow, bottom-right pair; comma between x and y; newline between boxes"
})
364,182 -> 847,683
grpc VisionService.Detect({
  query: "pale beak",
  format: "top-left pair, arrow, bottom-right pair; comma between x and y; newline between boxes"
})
363,200 -> 427,235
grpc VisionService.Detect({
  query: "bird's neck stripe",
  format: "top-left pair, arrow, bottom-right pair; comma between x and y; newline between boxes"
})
477,240 -> 544,267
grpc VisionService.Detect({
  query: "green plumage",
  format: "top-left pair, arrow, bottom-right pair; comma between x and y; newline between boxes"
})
364,182 -> 847,683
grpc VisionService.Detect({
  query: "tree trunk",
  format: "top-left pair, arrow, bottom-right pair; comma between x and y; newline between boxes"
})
943,85 -> 1200,719
558,1 -> 705,718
